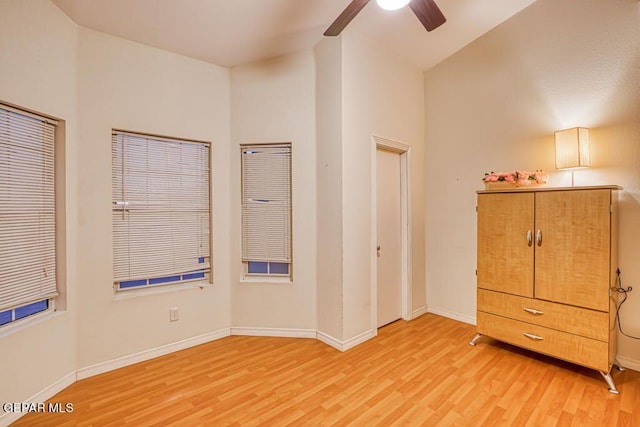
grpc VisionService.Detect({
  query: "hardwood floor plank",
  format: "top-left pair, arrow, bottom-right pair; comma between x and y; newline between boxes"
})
12,314 -> 640,426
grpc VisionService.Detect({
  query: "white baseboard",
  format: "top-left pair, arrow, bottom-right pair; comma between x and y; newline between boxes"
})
0,371 -> 76,427
427,306 -> 476,325
316,331 -> 344,351
342,329 -> 376,351
230,327 -> 316,339
412,306 -> 427,319
616,355 -> 640,372
76,328 -> 230,380
316,329 -> 376,352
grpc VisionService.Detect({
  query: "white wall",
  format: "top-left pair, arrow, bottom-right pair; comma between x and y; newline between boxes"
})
341,31 -> 427,340
424,0 -> 640,363
0,0 -> 79,407
230,51 -> 317,331
75,28 -> 232,368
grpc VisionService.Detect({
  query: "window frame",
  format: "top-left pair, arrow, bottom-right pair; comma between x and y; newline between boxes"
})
245,261 -> 291,277
240,143 -> 292,279
0,102 -> 61,330
111,130 -> 213,292
0,299 -> 54,328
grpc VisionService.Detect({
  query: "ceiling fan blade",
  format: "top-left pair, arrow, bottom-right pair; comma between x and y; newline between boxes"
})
324,0 -> 371,37
408,0 -> 446,32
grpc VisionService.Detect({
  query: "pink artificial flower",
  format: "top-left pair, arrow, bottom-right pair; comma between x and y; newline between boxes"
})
534,170 -> 549,183
483,170 -> 548,185
503,174 -> 516,183
516,171 -> 531,185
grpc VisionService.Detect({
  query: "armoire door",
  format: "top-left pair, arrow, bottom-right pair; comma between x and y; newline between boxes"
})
534,189 -> 611,311
477,192 -> 534,297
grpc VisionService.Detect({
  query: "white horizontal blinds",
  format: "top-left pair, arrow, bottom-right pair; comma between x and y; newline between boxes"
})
241,144 -> 291,263
112,132 -> 210,282
0,106 -> 57,311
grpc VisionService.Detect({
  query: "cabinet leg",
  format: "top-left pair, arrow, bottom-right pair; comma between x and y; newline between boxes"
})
614,359 -> 626,372
469,333 -> 483,346
599,371 -> 620,394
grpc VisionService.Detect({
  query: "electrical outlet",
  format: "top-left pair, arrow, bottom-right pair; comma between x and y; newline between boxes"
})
170,307 -> 179,322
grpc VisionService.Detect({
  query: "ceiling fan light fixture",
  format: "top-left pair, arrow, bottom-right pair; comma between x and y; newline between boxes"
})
376,0 -> 411,11
324,0 -> 445,37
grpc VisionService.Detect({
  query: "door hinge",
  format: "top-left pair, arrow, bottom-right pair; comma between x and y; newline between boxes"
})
475,269 -> 477,276
610,204 -> 613,213
475,206 -> 478,212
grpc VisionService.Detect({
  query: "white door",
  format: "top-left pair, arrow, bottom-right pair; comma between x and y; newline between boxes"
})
376,148 -> 403,328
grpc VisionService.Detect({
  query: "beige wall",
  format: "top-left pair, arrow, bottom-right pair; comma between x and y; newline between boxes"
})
338,31 -> 427,341
230,51 -> 317,330
424,0 -> 640,363
0,0 -> 236,410
8,0 -> 637,414
75,28 -> 231,368
0,0 -> 79,406
315,37 -> 345,340
0,2 -> 325,409
0,0 -> 426,412
315,32 -> 427,344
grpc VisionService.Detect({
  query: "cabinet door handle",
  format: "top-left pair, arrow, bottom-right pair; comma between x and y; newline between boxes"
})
523,333 -> 544,341
536,229 -> 542,246
527,230 -> 533,246
523,307 -> 544,315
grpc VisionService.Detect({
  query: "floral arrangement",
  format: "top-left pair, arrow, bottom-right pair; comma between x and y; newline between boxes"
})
483,170 -> 548,186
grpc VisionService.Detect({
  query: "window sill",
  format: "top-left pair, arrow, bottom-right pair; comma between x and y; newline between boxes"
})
113,280 -> 212,300
240,277 -> 293,285
0,310 -> 64,339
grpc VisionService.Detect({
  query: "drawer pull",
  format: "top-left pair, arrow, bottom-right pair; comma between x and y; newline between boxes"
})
523,332 -> 544,341
523,307 -> 544,316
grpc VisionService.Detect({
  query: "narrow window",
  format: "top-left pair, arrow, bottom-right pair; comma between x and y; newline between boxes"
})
241,144 -> 292,277
112,131 -> 211,291
0,104 -> 58,325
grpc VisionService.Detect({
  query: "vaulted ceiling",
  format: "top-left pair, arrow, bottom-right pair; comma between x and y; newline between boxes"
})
51,0 -> 537,70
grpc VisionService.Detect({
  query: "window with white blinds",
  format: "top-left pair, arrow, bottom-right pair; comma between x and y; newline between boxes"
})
0,105 -> 58,315
112,131 -> 211,290
241,144 -> 291,275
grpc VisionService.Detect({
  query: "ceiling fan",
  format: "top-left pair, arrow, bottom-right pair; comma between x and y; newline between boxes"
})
324,0 -> 446,36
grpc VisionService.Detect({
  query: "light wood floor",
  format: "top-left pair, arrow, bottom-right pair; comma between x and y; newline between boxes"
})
13,314 -> 640,426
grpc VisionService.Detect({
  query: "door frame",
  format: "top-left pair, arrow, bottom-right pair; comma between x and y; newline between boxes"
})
371,135 -> 412,332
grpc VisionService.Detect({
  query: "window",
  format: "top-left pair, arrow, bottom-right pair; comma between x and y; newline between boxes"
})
241,144 -> 292,277
112,131 -> 211,291
0,104 -> 58,326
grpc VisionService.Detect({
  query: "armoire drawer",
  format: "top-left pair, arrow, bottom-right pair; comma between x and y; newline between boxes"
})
477,311 -> 610,372
477,289 -> 609,342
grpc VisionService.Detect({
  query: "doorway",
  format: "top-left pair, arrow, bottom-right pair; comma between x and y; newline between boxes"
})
372,136 -> 411,330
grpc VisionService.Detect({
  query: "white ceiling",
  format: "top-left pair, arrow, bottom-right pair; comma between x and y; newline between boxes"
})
51,0 -> 537,70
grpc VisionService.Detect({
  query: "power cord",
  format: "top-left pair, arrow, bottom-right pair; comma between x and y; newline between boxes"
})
613,268 -> 640,340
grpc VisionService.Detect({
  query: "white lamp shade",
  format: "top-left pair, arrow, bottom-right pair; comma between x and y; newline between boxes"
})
376,0 -> 411,11
555,127 -> 591,169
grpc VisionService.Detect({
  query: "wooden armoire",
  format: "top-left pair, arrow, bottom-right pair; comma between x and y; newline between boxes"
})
471,186 -> 623,393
